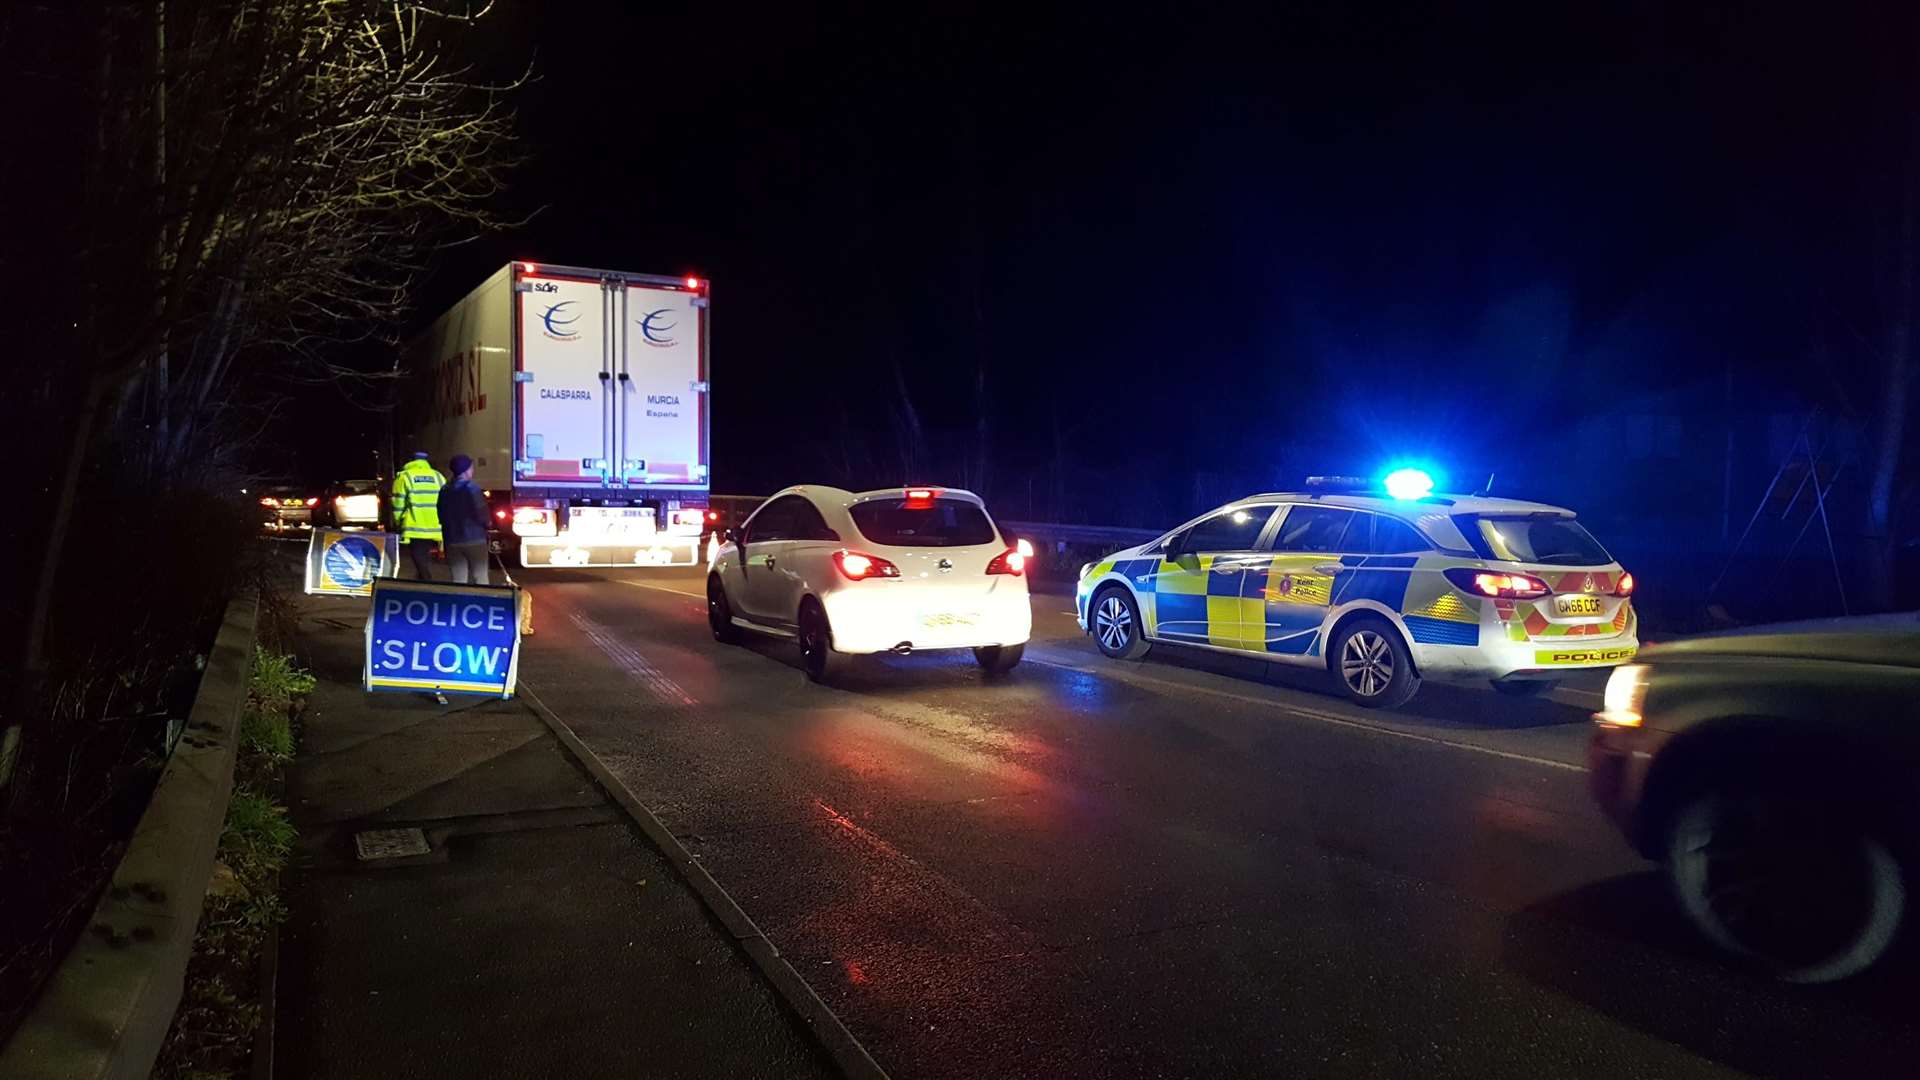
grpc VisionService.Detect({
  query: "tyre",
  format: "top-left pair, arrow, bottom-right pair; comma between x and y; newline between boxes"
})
1665,788 -> 1906,983
1330,617 -> 1420,709
1090,586 -> 1151,660
973,642 -> 1025,675
707,575 -> 740,644
1491,677 -> 1559,698
797,599 -> 847,684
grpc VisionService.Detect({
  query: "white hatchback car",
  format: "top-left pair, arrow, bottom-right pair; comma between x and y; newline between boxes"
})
707,486 -> 1033,681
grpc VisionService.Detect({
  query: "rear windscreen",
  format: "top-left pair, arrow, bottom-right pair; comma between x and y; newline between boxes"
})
850,500 -> 996,547
1459,515 -> 1611,566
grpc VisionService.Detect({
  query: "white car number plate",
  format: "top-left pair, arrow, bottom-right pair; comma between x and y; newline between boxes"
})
921,613 -> 979,628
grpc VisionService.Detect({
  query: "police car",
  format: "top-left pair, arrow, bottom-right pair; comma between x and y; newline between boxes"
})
1075,472 -> 1638,708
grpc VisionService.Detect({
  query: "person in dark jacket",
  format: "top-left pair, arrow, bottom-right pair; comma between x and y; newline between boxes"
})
439,454 -> 492,585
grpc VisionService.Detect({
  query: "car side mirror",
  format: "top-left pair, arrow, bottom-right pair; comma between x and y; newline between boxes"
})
724,527 -> 742,546
1162,533 -> 1186,558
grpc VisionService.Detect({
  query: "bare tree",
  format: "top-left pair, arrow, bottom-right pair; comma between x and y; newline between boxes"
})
7,0 -> 525,792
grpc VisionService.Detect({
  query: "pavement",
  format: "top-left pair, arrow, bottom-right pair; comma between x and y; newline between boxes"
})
507,565 -> 1920,1080
274,590 -> 836,1079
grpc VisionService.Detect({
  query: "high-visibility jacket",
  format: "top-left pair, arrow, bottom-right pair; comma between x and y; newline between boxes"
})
391,459 -> 446,542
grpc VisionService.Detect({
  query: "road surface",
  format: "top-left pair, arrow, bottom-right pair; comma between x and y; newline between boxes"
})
513,565 -> 1916,1079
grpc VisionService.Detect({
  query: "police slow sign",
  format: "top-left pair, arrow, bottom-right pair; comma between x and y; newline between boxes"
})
364,579 -> 521,697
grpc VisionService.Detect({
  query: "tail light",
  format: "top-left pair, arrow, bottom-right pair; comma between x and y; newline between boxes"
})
705,510 -> 720,522
259,497 -> 278,507
985,547 -> 1026,576
511,506 -> 558,537
494,508 -> 509,521
1614,571 -> 1635,597
306,497 -> 319,507
903,487 -> 938,508
1444,567 -> 1549,600
833,550 -> 900,581
1015,538 -> 1034,558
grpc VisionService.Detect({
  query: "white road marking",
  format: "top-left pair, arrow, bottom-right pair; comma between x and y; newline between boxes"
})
567,609 -> 697,706
1025,654 -> 1587,773
618,578 -> 705,600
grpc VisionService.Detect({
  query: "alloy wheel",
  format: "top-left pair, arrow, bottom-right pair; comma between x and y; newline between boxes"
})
1095,594 -> 1133,652
1341,630 -> 1393,699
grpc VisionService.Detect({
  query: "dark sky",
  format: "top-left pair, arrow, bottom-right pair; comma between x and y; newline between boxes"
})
334,1 -> 1907,522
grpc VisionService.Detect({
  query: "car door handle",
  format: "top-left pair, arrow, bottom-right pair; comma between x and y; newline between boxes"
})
763,556 -> 776,569
1313,563 -> 1344,575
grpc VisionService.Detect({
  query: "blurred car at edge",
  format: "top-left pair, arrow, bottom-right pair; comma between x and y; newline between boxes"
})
1590,612 -> 1920,982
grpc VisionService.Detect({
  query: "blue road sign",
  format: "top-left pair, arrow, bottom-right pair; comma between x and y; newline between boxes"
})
325,535 -> 382,588
364,579 -> 521,697
306,528 -> 400,597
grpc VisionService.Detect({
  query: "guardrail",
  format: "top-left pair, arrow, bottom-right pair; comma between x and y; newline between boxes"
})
997,520 -> 1163,548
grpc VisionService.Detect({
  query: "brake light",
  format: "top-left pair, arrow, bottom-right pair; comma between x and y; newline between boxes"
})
833,550 -> 900,581
1444,567 -> 1549,599
903,487 -> 937,508
1615,571 -> 1635,597
260,497 -> 277,507
985,547 -> 1026,576
706,510 -> 719,522
1015,538 -> 1034,559
306,497 -> 319,507
494,508 -> 508,520
684,275 -> 701,290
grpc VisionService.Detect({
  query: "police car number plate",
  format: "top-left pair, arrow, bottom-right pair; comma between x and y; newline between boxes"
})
921,613 -> 979,627
1555,595 -> 1603,616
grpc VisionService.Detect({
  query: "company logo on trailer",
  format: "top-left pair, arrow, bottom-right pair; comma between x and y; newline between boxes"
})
538,300 -> 580,341
637,309 -> 677,348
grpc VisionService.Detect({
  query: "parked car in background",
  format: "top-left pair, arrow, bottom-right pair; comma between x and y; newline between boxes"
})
1590,613 -> 1920,982
316,478 -> 384,529
257,484 -> 321,535
708,486 -> 1032,682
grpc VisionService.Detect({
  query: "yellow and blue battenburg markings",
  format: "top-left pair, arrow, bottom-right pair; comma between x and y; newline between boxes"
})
1084,552 -> 1475,656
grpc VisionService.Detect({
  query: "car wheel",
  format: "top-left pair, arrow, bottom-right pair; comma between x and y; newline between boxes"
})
797,599 -> 846,684
1491,677 -> 1558,698
1665,788 -> 1906,983
973,642 -> 1025,675
707,575 -> 740,644
1091,586 -> 1150,660
1330,618 -> 1420,709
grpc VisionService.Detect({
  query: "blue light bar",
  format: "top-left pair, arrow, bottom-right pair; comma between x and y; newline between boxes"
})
1383,468 -> 1435,501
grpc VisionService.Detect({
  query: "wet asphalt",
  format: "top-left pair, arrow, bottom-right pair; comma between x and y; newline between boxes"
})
517,565 -> 1919,1080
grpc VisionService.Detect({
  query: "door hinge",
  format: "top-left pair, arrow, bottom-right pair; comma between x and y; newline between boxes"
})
512,371 -> 535,383
691,297 -> 710,309
513,282 -> 533,293
689,380 -> 711,393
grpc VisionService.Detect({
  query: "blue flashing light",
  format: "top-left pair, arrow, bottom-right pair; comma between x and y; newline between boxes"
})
1383,468 -> 1435,501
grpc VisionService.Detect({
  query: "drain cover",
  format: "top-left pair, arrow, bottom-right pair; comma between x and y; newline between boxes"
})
354,827 -> 430,861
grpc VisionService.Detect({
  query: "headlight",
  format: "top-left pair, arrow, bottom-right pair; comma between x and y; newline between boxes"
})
1596,664 -> 1650,727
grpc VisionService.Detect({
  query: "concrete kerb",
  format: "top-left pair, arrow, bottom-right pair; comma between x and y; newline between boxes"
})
0,591 -> 260,1080
519,684 -> 890,1080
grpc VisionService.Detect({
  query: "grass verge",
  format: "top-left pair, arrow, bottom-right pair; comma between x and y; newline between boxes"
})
151,642 -> 310,1080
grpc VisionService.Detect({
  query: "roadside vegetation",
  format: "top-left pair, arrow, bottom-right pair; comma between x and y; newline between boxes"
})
1,0 -> 523,1050
152,642 -> 312,1080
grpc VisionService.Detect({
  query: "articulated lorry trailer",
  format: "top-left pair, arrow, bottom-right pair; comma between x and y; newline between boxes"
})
396,261 -> 712,567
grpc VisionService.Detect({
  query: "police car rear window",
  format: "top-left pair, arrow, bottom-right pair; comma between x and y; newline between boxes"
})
1459,515 -> 1611,566
851,500 -> 997,548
